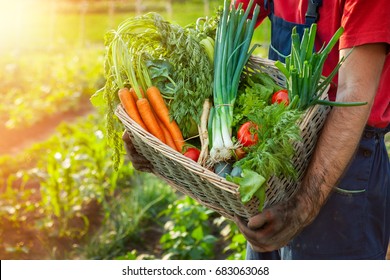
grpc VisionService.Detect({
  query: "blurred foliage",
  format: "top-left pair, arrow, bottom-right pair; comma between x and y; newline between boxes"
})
80,174 -> 176,260
159,196 -> 219,260
0,49 -> 104,129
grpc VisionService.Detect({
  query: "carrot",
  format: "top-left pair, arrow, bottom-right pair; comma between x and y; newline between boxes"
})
146,86 -> 185,152
130,87 -> 145,100
118,87 -> 148,131
159,121 -> 178,151
136,98 -> 166,143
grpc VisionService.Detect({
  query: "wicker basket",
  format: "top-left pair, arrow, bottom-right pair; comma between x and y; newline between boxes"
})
115,56 -> 330,221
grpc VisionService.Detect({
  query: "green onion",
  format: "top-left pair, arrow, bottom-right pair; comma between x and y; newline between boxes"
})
209,0 -> 260,162
276,24 -> 367,110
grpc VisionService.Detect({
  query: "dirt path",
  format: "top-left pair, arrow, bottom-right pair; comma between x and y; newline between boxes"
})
0,98 -> 94,156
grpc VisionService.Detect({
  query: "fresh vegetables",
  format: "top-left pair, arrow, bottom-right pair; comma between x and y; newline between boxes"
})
232,72 -> 279,128
183,147 -> 201,162
200,35 -> 215,65
271,89 -> 289,105
274,24 -> 367,110
234,147 -> 247,160
117,87 -> 147,131
195,16 -> 219,65
226,72 -> 302,211
197,99 -> 212,166
227,23 -> 366,210
164,16 -> 216,136
107,31 -> 170,146
93,12 -> 216,167
237,121 -> 259,147
136,98 -> 165,142
208,0 -> 260,162
214,162 -> 233,178
235,104 -> 302,182
228,169 -> 266,207
146,85 -> 184,152
160,121 -> 178,151
230,166 -> 243,177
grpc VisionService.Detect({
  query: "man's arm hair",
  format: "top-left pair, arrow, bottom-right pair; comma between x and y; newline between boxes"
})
297,43 -> 387,224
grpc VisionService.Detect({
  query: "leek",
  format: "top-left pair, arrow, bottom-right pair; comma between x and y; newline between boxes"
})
209,0 -> 260,162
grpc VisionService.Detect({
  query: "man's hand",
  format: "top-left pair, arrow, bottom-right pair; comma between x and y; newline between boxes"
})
122,130 -> 154,173
235,188 -> 320,252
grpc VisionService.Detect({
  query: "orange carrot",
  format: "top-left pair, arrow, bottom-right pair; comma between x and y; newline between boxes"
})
136,98 -> 166,143
159,121 -> 178,151
130,87 -> 145,100
146,86 -> 185,152
118,88 -> 148,131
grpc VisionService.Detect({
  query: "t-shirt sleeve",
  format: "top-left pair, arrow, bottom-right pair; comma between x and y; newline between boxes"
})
340,0 -> 390,49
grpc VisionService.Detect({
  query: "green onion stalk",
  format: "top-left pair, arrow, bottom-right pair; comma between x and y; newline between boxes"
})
275,24 -> 367,110
209,0 -> 260,162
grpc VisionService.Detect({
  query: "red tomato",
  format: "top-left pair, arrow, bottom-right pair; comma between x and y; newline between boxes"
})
237,121 -> 259,147
271,89 -> 289,105
183,147 -> 201,161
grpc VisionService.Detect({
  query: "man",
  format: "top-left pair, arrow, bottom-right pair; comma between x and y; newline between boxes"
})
233,0 -> 390,260
122,0 -> 390,259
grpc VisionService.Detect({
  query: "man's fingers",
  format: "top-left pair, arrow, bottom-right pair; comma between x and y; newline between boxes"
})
234,215 -> 252,238
235,215 -> 277,252
235,215 -> 264,242
122,130 -> 133,145
122,130 -> 129,141
247,211 -> 269,230
234,215 -> 248,230
121,130 -> 154,173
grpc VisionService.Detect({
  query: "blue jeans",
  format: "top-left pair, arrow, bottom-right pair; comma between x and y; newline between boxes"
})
246,125 -> 390,260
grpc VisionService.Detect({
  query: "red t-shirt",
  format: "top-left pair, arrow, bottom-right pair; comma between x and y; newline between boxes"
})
237,0 -> 390,128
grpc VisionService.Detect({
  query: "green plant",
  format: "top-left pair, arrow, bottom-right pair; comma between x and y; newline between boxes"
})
34,121 -> 95,236
26,114 -> 126,239
209,0 -> 260,162
214,217 -> 247,260
0,171 -> 37,227
80,173 -> 176,260
115,249 -> 156,260
159,196 -> 218,260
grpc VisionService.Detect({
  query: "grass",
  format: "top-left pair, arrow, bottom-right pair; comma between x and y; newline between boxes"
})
79,173 -> 177,260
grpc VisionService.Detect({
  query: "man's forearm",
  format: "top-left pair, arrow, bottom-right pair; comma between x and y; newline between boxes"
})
298,44 -> 387,223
